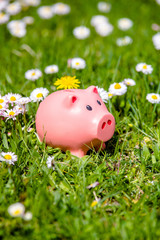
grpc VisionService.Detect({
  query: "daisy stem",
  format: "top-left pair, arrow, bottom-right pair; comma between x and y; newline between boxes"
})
108,98 -> 112,114
144,75 -> 149,94
8,165 -> 16,191
116,96 -> 120,112
23,111 -> 27,126
124,91 -> 127,113
14,120 -> 18,135
151,104 -> 157,125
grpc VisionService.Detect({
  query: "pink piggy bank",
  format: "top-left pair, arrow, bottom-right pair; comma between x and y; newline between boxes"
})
36,86 -> 115,158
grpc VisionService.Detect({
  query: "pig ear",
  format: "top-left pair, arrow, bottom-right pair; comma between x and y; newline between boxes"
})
64,95 -> 78,108
86,85 -> 99,94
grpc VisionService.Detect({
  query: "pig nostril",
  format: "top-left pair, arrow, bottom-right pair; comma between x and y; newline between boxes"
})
101,122 -> 106,130
107,120 -> 112,125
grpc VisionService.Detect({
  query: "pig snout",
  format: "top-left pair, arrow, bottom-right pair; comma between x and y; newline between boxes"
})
97,114 -> 115,142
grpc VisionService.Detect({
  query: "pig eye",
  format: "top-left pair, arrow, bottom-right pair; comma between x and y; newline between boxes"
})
97,100 -> 101,105
86,105 -> 92,111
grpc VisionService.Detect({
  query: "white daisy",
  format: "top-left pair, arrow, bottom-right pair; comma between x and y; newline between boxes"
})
6,2 -> 21,16
7,20 -> 26,30
109,82 -> 127,96
96,86 -> 109,103
156,0 -> 160,5
14,104 -> 26,114
16,97 -> 30,113
17,97 -> 31,105
97,2 -> 111,13
123,78 -> 136,86
95,22 -> 113,36
37,6 -> 54,19
152,32 -> 160,50
136,63 -> 153,74
30,87 -> 49,102
70,58 -> 86,70
22,16 -> 34,25
90,15 -> 108,27
136,63 -> 145,72
0,12 -> 9,24
118,18 -> 133,31
7,20 -> 26,38
44,65 -> 59,74
9,26 -> 26,38
23,0 -> 41,7
146,93 -> 160,104
73,26 -> 90,40
8,203 -> 25,217
107,92 -> 114,98
3,108 -> 21,121
5,93 -> 22,105
116,36 -> 133,46
25,69 -> 42,81
23,212 -> 33,221
0,152 -> 18,165
52,3 -> 70,15
46,156 -> 55,170
0,0 -> 9,11
0,95 -> 7,104
0,102 -> 8,112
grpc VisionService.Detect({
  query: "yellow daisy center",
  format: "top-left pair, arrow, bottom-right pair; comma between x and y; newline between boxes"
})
143,64 -> 147,69
4,154 -> 12,160
0,99 -> 4,103
36,93 -> 43,98
54,76 -> 80,89
9,4 -> 16,10
80,29 -> 85,34
31,72 -> 36,76
108,93 -> 113,97
13,209 -> 21,215
15,28 -> 20,34
151,95 -> 158,100
9,111 -> 15,116
75,62 -> 80,66
0,13 -> 5,18
59,4 -> 65,9
126,82 -> 131,85
0,105 -> 2,109
10,96 -> 16,101
44,7 -> 51,13
114,83 -> 121,89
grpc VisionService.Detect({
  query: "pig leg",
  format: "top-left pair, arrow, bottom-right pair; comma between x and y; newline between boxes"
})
70,149 -> 86,158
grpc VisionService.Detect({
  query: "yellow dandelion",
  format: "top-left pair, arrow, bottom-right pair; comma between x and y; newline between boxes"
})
54,76 -> 80,89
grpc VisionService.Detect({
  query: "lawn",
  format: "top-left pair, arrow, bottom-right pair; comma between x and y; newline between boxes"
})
0,0 -> 160,239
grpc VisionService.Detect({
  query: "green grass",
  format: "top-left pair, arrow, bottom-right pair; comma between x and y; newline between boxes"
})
0,0 -> 160,239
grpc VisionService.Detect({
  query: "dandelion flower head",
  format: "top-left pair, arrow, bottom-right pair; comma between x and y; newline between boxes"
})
54,76 -> 80,89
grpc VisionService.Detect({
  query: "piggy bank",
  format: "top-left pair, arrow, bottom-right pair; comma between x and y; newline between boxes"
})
36,86 -> 115,158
